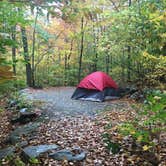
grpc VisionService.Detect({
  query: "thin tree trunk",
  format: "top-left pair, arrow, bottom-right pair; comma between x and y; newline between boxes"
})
129,0 -> 131,6
64,52 -> 67,85
110,53 -> 113,72
162,43 -> 166,56
92,21 -> 98,72
127,46 -> 131,81
78,17 -> 84,82
46,11 -> 50,24
11,25 -> 16,75
31,8 -> 38,87
106,54 -> 110,74
67,39 -> 73,69
21,27 -> 32,87
127,0 -> 132,82
47,55 -> 50,85
121,49 -> 125,82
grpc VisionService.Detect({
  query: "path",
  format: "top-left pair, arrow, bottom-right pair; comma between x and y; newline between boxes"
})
21,87 -> 129,119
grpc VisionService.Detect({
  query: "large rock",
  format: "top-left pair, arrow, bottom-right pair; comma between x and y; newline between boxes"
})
22,145 -> 59,159
0,147 -> 15,160
7,122 -> 40,144
11,108 -> 38,124
49,148 -> 86,161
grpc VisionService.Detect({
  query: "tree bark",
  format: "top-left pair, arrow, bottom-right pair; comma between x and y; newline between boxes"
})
64,52 -> 67,85
127,46 -> 131,81
92,22 -> 98,72
106,54 -> 110,74
21,27 -> 32,87
67,39 -> 73,69
127,0 -> 132,82
121,49 -> 125,81
128,0 -> 131,6
78,17 -> 84,82
11,25 -> 16,75
31,8 -> 38,87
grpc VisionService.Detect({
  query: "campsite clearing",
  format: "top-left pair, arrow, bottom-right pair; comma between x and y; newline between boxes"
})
22,87 -> 130,119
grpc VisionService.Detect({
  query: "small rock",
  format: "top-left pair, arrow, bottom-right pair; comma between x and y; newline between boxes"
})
8,100 -> 18,108
0,147 -> 15,160
49,148 -> 86,161
22,144 -> 59,159
16,141 -> 28,148
130,91 -> 145,101
20,108 -> 28,113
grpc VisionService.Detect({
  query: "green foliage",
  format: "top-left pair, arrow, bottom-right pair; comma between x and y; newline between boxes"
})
102,132 -> 120,154
119,90 -> 166,145
0,0 -> 166,88
0,79 -> 26,97
0,58 -> 14,85
14,157 -> 25,166
0,156 -> 26,166
142,53 -> 166,87
0,1 -> 28,53
98,0 -> 166,86
29,158 -> 40,164
10,91 -> 32,109
0,1 -> 30,90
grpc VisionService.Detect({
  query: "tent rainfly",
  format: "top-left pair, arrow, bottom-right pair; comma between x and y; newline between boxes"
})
71,71 -> 122,102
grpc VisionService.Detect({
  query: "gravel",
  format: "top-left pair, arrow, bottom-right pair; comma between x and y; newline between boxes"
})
21,87 -> 128,119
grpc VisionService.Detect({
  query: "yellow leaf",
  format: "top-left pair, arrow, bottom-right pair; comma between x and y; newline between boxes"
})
130,130 -> 135,135
143,145 -> 150,151
154,96 -> 161,100
137,136 -> 143,142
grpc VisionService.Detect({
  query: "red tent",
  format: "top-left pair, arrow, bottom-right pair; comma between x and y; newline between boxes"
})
78,71 -> 118,91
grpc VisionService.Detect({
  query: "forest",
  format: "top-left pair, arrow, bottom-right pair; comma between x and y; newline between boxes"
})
0,0 -> 166,165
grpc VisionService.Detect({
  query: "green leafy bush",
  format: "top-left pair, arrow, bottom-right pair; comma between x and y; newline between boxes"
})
119,90 -> 166,146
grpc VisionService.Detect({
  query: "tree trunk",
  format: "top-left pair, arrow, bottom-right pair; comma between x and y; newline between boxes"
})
92,21 -> 98,72
127,0 -> 132,82
78,17 -> 84,82
127,46 -> 131,81
67,39 -> 73,69
121,49 -> 125,82
64,52 -> 67,85
31,8 -> 38,87
106,54 -> 110,74
128,0 -> 131,6
11,25 -> 16,75
21,27 -> 32,87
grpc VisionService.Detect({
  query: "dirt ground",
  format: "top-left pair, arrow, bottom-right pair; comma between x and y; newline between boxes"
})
21,87 -> 130,119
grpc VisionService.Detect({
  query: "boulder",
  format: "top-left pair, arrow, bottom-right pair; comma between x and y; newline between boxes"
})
22,144 -> 59,159
11,108 -> 38,124
7,122 -> 40,144
0,147 -> 15,160
49,148 -> 86,161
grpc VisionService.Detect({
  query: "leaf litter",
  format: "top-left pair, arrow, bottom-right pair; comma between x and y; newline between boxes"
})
0,89 -> 165,166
